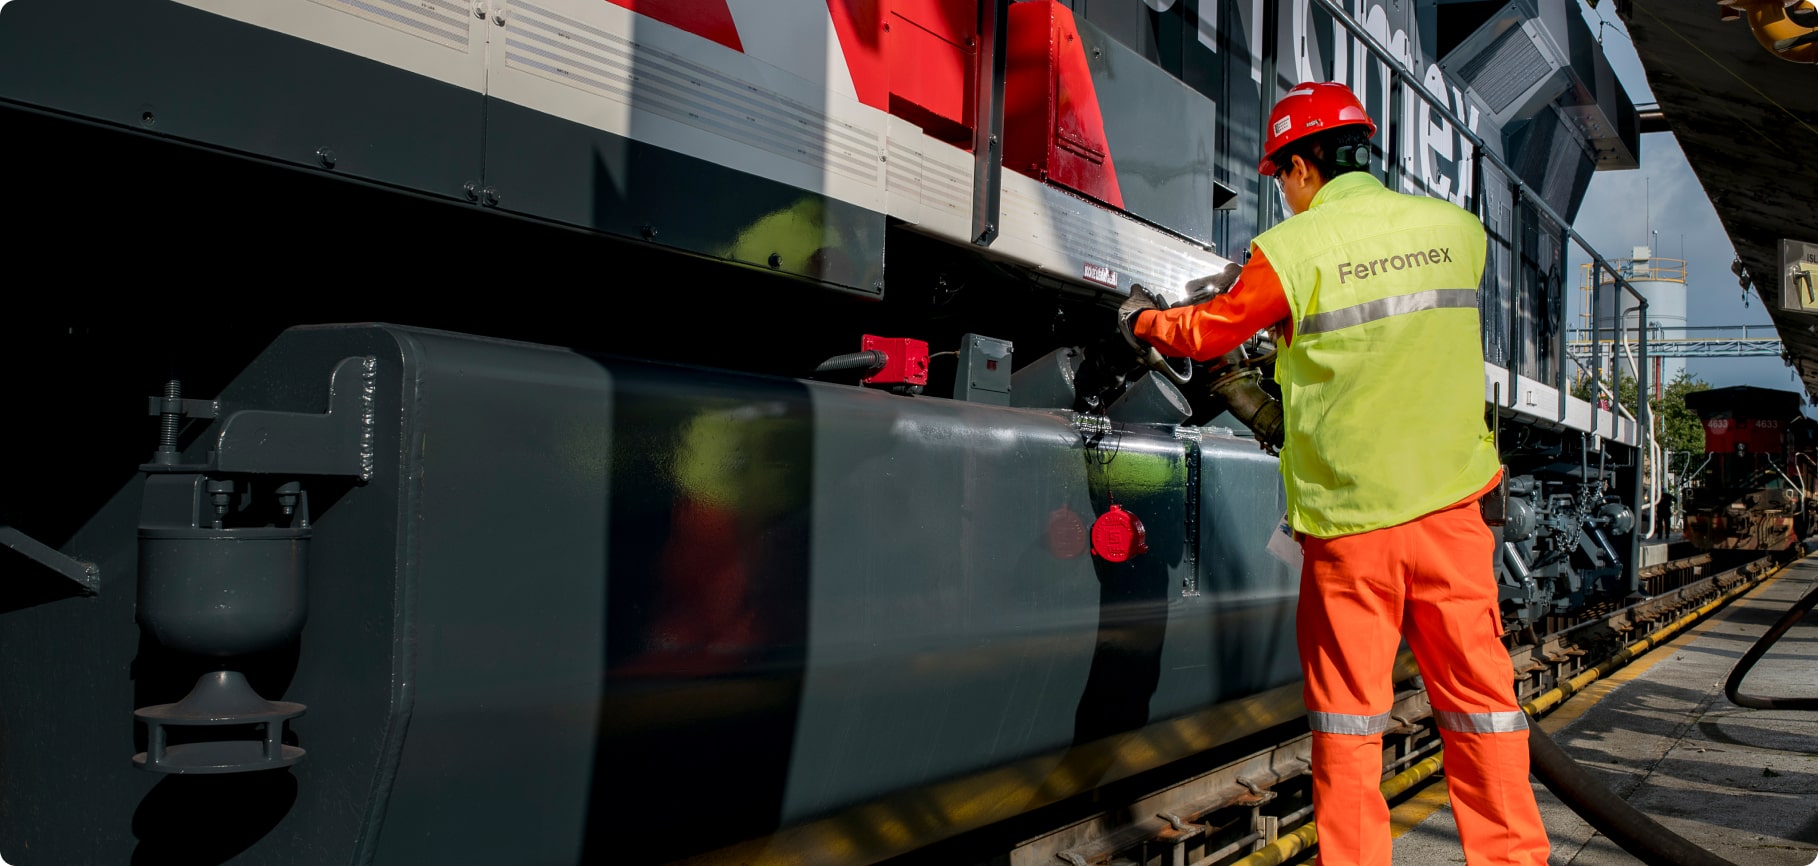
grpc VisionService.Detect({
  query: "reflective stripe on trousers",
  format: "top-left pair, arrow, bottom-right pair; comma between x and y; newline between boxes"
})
1307,711 -> 1395,736
1296,478 -> 1549,866
1434,709 -> 1529,733
1312,709 -> 1527,736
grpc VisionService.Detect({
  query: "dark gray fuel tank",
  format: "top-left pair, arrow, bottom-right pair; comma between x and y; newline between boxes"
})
0,324 -> 1301,866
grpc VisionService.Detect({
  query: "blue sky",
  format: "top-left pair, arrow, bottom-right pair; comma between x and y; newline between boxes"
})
1563,0 -> 1803,396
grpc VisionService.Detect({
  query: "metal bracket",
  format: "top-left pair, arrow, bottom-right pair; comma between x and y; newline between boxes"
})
207,356 -> 378,481
145,396 -> 219,420
0,525 -> 100,595
1156,812 -> 1204,838
971,0 -> 1008,247
1234,775 -> 1278,805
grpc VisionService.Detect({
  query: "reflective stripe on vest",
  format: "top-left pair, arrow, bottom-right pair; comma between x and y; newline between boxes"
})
1297,288 -> 1478,337
1433,709 -> 1529,734
1308,710 -> 1395,736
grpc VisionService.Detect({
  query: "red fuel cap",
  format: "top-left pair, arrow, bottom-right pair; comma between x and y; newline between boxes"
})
1090,504 -> 1148,562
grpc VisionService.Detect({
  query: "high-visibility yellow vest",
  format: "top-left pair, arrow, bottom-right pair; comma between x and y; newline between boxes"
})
1250,171 -> 1499,538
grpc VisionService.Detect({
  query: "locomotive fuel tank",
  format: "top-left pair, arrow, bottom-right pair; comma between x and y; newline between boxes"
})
0,324 -> 1306,866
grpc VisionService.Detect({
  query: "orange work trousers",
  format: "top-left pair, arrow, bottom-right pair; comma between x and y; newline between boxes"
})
1297,481 -> 1549,866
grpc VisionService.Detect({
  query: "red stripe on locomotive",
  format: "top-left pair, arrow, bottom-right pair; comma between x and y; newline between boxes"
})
605,0 -> 744,52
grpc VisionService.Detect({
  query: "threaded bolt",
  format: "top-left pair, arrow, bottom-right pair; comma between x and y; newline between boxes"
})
159,379 -> 182,458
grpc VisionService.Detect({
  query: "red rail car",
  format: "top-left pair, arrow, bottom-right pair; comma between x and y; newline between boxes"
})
1681,385 -> 1818,551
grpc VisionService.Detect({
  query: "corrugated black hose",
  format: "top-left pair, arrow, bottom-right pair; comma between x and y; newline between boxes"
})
813,350 -> 888,377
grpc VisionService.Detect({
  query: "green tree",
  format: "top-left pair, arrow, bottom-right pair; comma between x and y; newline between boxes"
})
1570,368 -> 1708,455
1656,371 -> 1710,456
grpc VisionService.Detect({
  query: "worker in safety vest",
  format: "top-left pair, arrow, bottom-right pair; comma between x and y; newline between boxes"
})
1120,81 -> 1549,866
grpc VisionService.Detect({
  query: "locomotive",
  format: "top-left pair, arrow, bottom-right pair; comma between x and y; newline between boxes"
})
1680,385 -> 1818,552
0,0 -> 1656,864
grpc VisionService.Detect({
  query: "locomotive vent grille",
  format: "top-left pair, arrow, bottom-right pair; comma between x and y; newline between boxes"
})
308,0 -> 472,52
1455,24 -> 1548,114
505,0 -> 881,186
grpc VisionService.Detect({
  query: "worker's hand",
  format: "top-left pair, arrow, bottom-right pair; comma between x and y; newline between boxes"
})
1182,262 -> 1243,306
1116,283 -> 1168,357
1266,317 -> 1290,347
1114,284 -> 1194,387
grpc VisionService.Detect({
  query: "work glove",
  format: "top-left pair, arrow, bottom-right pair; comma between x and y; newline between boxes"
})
1117,283 -> 1168,358
1182,261 -> 1244,306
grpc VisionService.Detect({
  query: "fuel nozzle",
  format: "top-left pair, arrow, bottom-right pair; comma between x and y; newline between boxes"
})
1206,366 -> 1284,453
1188,348 -> 1284,453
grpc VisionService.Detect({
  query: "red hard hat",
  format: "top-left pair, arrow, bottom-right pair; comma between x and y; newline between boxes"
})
1258,82 -> 1376,176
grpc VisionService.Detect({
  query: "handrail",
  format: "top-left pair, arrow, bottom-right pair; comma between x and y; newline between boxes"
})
1583,258 -> 1690,283
1304,0 -> 1652,315
1571,325 -> 1780,339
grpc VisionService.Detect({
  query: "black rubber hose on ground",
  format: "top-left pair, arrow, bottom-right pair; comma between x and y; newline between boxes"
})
1723,578 -> 1818,710
1526,722 -> 1743,866
1525,562 -> 1818,866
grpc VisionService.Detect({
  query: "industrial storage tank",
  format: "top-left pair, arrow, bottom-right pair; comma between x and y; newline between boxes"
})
1584,245 -> 1690,396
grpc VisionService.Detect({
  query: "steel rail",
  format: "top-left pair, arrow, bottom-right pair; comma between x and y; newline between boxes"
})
1052,550 -> 1780,866
1221,550 -> 1786,866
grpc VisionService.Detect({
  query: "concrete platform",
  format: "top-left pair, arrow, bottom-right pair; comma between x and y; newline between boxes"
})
1389,553 -> 1818,866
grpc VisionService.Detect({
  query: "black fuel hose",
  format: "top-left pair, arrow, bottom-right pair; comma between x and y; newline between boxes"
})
1526,562 -> 1818,866
1723,577 -> 1818,710
1526,722 -> 1742,866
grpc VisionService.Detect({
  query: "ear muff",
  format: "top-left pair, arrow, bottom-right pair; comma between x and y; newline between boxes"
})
1336,144 -> 1370,170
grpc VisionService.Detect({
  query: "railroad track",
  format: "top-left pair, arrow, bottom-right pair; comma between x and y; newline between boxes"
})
994,546 -> 1798,866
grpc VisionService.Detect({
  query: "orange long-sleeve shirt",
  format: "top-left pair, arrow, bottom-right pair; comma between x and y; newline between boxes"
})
1134,247 -> 1290,361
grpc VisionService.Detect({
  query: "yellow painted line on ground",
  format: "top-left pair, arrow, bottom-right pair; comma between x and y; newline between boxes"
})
1537,614 -> 1713,733
1389,559 -> 1807,838
1389,775 -> 1454,837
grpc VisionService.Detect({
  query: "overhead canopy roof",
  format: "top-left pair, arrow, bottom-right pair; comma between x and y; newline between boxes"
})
1613,0 -> 1818,403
